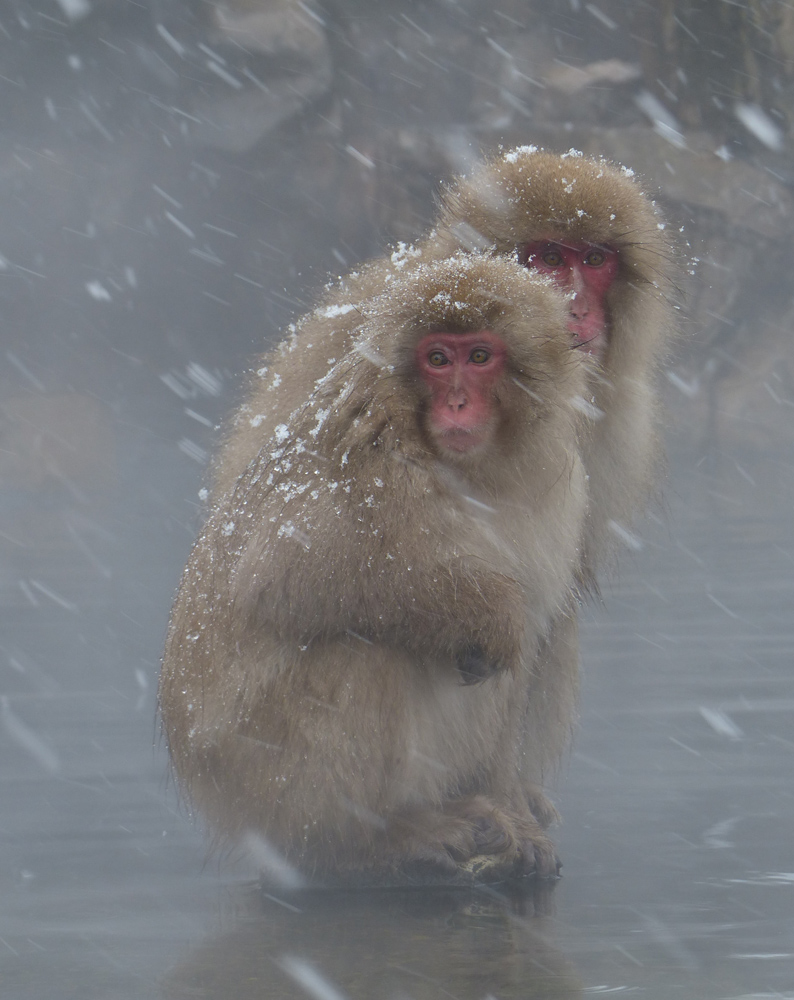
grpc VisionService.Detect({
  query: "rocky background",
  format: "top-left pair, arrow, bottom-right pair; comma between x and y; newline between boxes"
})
4,0 -> 794,471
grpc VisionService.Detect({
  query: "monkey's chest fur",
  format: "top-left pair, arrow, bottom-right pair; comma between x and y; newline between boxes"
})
161,464 -> 580,878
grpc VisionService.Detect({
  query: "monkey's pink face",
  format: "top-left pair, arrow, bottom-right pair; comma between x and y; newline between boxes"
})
416,331 -> 507,454
523,241 -> 618,357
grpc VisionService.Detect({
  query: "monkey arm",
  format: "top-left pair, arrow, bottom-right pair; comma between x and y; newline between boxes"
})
243,521 -> 528,674
219,455 -> 529,675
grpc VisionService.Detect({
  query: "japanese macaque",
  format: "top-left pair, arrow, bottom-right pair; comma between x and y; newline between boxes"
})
212,148 -> 677,579
160,255 -> 588,884
199,148 -> 678,858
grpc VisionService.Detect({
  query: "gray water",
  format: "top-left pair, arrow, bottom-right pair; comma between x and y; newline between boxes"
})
1,3 -> 793,998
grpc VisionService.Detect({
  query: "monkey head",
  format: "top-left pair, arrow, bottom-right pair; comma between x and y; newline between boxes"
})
342,254 -> 582,469
434,147 -> 677,372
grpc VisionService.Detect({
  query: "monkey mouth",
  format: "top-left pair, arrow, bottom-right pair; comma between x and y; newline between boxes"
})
435,427 -> 487,453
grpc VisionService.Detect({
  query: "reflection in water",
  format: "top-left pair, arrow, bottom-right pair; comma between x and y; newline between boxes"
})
163,879 -> 582,1000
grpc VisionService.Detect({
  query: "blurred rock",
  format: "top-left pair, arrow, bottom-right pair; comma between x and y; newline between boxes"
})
191,0 -> 332,152
545,59 -> 641,94
0,394 -> 116,495
212,0 -> 327,58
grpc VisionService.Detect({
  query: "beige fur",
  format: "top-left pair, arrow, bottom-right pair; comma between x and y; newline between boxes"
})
160,256 -> 588,882
431,149 -> 679,821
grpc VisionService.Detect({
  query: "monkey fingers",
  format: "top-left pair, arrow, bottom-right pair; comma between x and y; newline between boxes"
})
443,796 -> 561,879
514,828 -> 561,879
442,796 -> 516,855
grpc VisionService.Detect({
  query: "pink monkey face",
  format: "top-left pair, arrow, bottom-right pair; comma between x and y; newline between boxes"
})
524,241 -> 619,358
415,330 -> 507,454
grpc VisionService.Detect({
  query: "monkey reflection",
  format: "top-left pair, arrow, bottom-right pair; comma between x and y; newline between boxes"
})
160,255 -> 588,882
162,882 -> 582,1000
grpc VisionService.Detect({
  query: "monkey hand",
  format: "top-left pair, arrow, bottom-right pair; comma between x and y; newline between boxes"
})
422,568 -> 526,683
460,800 -> 561,880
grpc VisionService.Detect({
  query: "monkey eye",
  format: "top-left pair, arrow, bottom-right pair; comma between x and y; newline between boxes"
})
583,249 -> 606,267
469,348 -> 491,365
427,350 -> 449,367
541,250 -> 563,267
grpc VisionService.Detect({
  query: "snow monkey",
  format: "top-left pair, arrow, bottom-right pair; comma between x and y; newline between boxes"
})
213,148 -> 677,578
169,148 -> 678,877
160,255 -> 589,884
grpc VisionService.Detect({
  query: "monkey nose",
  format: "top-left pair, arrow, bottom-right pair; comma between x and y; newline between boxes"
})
570,290 -> 590,319
445,390 -> 468,410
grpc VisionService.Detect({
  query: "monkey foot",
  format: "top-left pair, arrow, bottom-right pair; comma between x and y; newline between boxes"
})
457,847 -> 560,883
384,795 -> 560,883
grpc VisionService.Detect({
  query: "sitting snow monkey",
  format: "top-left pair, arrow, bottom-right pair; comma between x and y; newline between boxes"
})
160,254 -> 590,885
